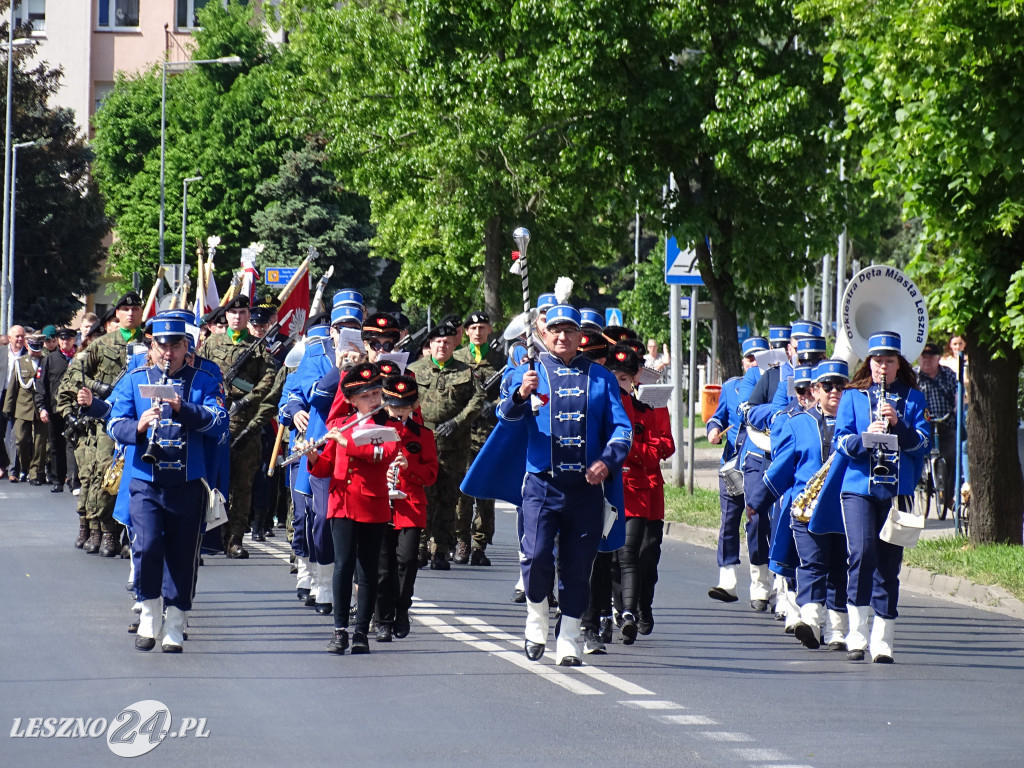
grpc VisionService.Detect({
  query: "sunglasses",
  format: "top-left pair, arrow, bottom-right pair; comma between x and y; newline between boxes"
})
817,381 -> 844,393
368,339 -> 395,352
795,385 -> 810,396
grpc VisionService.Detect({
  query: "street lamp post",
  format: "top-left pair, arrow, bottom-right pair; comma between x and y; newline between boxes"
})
0,26 -> 33,334
180,175 -> 201,281
7,138 -> 41,323
158,55 -> 242,285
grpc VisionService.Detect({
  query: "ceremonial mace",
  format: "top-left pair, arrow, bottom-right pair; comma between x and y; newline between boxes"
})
512,226 -> 544,412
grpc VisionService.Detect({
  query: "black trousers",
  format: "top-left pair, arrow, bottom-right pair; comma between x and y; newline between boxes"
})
47,413 -> 72,485
330,518 -> 386,633
581,551 -> 613,631
376,526 -> 422,624
638,520 -> 665,610
612,517 -> 645,616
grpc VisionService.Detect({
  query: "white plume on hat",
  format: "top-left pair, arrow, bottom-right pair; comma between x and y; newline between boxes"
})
554,276 -> 574,304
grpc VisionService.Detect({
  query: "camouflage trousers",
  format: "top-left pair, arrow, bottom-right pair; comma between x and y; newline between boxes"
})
85,428 -> 119,533
454,441 -> 495,551
72,429 -> 96,518
422,451 -> 468,556
226,431 -> 261,544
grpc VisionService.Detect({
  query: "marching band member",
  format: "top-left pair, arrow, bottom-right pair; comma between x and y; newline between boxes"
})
497,305 -> 632,666
832,333 -> 929,663
107,318 -> 228,652
707,336 -> 767,603
307,363 -> 399,655
638,383 -> 675,635
375,376 -> 438,641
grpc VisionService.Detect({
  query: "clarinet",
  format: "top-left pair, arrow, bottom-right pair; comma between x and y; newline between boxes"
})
870,372 -> 897,483
141,360 -> 172,465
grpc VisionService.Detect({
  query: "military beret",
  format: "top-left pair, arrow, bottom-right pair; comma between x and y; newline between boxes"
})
203,306 -> 227,326
341,362 -> 383,397
223,295 -> 251,311
114,291 -> 143,309
394,312 -> 411,331
100,307 -> 117,326
42,324 -> 57,339
427,321 -> 458,340
440,313 -> 462,328
464,311 -> 491,327
382,375 -> 419,406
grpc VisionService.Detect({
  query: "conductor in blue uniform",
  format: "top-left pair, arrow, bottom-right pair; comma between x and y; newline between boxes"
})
498,305 -> 632,666
108,318 -> 228,653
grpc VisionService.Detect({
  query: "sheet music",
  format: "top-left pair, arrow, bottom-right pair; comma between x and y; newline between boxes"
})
861,432 -> 898,451
754,348 -> 788,373
335,328 -> 364,355
350,426 -> 400,446
377,352 -> 409,373
635,366 -> 662,386
139,384 -> 177,400
637,384 -> 673,409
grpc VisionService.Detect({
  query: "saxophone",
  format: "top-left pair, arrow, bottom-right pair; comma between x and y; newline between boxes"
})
791,453 -> 835,524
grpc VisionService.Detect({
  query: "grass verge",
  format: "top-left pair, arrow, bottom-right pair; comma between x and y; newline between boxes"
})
903,537 -> 1024,602
663,484 -> 722,529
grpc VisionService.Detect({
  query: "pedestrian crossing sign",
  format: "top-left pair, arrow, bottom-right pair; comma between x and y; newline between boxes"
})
664,236 -> 704,286
605,308 -> 623,326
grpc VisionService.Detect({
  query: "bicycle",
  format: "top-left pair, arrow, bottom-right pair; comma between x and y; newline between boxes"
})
914,413 -> 951,520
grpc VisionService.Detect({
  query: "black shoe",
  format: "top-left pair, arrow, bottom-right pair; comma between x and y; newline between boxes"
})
750,599 -> 770,612
350,631 -> 370,654
28,478 -> 42,486
83,530 -> 101,554
599,616 -> 613,644
327,629 -> 348,654
305,594 -> 318,607
289,564 -> 298,574
453,541 -> 470,565
429,554 -> 450,571
393,611 -> 411,639
847,648 -> 865,661
637,607 -> 654,636
417,547 -> 429,569
583,628 -> 606,655
297,587 -> 311,602
469,548 -> 491,566
872,653 -> 894,664
548,592 -> 559,609
252,531 -> 266,542
227,543 -> 249,559
50,484 -> 64,493
511,588 -> 526,604
74,520 -> 90,549
620,613 -> 638,645
135,635 -> 156,651
265,529 -> 275,538
828,640 -> 848,651
98,532 -> 119,558
376,623 -> 393,642
524,640 -> 545,661
793,622 -> 821,650
708,586 -> 739,603
128,620 -> 139,634
315,603 -> 333,616
558,654 -> 582,667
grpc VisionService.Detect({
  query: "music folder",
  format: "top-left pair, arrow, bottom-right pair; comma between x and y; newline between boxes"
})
861,432 -> 898,451
138,384 -> 177,400
637,384 -> 673,409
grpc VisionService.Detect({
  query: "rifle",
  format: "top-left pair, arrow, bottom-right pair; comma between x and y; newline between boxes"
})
395,324 -> 428,353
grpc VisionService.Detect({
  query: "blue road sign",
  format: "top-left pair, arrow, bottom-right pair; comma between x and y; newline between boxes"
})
664,236 -> 705,286
605,308 -> 623,326
264,267 -> 297,286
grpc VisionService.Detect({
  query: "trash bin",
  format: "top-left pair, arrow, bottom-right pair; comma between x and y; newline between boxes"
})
701,384 -> 721,424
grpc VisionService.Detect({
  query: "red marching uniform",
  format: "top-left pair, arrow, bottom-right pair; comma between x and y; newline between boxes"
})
390,417 -> 439,530
644,405 -> 675,520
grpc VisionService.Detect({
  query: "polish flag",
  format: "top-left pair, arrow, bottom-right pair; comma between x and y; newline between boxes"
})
240,249 -> 260,304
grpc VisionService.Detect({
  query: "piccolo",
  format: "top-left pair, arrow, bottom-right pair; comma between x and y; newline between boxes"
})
276,404 -> 386,468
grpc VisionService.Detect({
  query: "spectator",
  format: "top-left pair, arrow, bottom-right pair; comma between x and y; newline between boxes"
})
916,342 -> 958,515
644,338 -> 670,378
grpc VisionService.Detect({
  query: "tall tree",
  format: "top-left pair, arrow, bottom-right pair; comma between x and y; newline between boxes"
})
0,18 -> 107,326
802,0 -> 1024,544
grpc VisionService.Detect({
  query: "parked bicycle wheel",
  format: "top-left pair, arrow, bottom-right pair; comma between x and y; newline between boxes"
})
914,474 -> 932,520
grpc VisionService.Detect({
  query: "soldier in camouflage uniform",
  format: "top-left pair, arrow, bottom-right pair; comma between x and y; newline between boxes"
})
74,292 -> 146,556
452,311 -> 505,566
56,321 -> 105,548
200,296 -> 279,558
407,321 -> 485,571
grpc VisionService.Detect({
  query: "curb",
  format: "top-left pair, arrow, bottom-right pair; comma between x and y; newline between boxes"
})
663,520 -> 1024,622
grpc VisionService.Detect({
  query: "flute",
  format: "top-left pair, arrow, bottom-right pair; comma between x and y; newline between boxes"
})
276,404 -> 386,468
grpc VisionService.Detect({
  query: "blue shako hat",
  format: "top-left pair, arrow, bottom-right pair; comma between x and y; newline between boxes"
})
814,359 -> 850,382
331,304 -> 364,326
791,320 -> 823,339
768,325 -> 792,346
793,365 -> 814,387
151,318 -> 187,344
796,337 -> 827,356
333,289 -> 364,309
579,308 -> 603,329
536,293 -> 557,310
867,332 -> 901,357
544,305 -> 581,330
741,336 -> 770,356
306,324 -> 331,339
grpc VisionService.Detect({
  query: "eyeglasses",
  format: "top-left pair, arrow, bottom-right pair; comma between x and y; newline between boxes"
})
368,339 -> 395,352
817,381 -> 844,393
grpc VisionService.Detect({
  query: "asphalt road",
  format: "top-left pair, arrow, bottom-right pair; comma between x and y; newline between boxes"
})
2,480 -> 1023,767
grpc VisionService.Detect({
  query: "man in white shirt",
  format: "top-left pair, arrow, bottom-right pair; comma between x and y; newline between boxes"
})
2,326 -> 27,478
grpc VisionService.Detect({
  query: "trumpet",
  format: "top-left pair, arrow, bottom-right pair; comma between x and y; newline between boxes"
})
141,360 -> 171,465
388,459 -> 407,501
277,404 -> 386,468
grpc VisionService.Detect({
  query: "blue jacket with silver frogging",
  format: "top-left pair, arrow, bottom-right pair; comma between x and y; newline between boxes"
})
108,364 -> 228,485
834,378 -> 929,498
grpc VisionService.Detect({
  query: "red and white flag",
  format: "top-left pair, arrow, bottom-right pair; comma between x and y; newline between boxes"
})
276,270 -> 310,337
240,248 -> 261,304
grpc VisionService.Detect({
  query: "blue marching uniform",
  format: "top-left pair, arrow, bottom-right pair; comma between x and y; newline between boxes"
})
496,352 -> 632,618
737,364 -> 774,600
108,348 -> 227,653
706,376 -> 747,587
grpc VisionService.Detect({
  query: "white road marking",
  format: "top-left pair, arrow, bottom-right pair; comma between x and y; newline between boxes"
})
658,714 -> 719,726
619,700 -> 685,710
731,748 -> 789,761
698,731 -> 754,742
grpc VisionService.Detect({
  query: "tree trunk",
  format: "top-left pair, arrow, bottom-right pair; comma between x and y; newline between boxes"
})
694,234 -> 742,380
963,321 -> 1023,545
483,213 -> 504,327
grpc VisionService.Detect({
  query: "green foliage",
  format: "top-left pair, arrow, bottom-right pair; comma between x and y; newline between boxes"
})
663,485 -> 722,530
2,33 -> 107,325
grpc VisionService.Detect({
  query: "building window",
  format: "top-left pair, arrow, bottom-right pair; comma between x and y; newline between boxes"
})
94,82 -> 115,113
97,0 -> 140,29
13,1 -> 45,34
177,0 -> 245,31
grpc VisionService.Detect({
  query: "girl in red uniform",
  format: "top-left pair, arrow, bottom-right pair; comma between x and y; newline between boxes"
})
638,403 -> 675,634
307,363 -> 403,655
374,376 -> 438,641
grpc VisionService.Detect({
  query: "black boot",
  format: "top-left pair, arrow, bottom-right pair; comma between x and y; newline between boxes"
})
83,529 -> 102,554
74,518 -> 90,549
